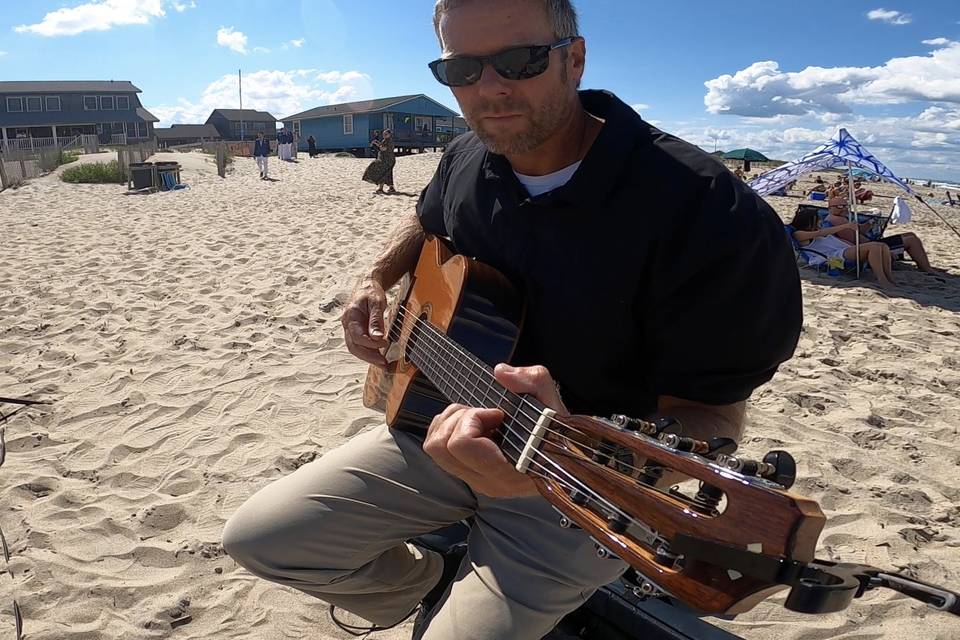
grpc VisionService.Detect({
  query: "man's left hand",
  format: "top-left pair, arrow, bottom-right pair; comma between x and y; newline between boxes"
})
423,364 -> 567,498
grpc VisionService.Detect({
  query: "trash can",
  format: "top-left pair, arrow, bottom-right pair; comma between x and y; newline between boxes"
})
129,162 -> 155,190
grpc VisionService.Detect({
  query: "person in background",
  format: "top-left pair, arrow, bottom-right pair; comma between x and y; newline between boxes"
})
790,207 -> 894,287
854,179 -> 874,204
307,135 -> 318,158
362,129 -> 397,194
369,130 -> 382,158
825,194 -> 934,273
253,132 -> 270,180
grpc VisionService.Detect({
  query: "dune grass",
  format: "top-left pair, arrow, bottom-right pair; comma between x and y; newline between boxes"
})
61,161 -> 126,184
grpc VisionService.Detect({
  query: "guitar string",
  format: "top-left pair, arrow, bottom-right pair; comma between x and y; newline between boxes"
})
392,315 -> 670,548
387,303 -> 662,481
392,316 -> 672,551
387,304 -> 654,480
387,304 -> 686,492
385,306 -> 697,525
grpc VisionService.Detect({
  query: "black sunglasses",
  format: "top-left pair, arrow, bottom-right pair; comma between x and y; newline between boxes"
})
428,37 -> 579,87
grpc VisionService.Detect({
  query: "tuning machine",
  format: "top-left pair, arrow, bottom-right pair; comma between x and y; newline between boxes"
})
610,414 -> 682,437
714,450 -> 797,489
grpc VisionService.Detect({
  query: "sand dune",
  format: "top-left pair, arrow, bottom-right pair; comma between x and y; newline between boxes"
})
1,152 -> 958,639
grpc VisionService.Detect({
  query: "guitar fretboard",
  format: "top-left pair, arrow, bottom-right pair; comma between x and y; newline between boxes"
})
400,310 -> 545,467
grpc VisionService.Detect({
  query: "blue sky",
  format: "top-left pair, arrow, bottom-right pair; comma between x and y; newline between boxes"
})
3,0 -> 959,181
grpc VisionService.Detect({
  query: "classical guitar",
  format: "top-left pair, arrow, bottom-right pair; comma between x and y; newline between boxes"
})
363,236 -> 960,618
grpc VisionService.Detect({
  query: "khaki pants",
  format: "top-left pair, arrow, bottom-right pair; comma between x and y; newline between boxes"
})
222,424 -> 627,640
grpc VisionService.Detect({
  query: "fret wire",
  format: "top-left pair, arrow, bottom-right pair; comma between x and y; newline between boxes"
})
397,309 -> 545,462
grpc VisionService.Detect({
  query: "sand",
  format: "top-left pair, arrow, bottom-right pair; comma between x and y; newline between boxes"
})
0,151 -> 958,639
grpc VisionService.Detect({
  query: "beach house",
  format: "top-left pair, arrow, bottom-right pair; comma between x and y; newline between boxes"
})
0,80 -> 158,150
154,124 -> 222,148
205,109 -> 278,141
281,94 -> 468,156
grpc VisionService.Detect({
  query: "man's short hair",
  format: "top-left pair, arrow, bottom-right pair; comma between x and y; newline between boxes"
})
433,0 -> 580,42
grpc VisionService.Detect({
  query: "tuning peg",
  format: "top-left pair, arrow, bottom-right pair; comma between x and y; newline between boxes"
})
705,437 -> 738,458
610,415 -> 682,436
762,450 -> 797,489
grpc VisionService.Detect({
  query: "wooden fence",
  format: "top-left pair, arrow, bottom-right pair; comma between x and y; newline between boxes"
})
0,148 -> 70,192
115,140 -> 158,180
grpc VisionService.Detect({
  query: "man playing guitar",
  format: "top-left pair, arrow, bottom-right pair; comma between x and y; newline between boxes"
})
223,1 -> 802,638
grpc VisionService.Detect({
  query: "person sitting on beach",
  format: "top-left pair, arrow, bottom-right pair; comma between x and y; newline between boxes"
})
854,179 -> 874,204
825,203 -> 934,273
789,208 -> 895,287
221,1 -> 803,638
734,166 -> 744,180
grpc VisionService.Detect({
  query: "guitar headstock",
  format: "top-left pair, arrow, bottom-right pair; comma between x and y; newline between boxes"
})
528,413 -> 826,615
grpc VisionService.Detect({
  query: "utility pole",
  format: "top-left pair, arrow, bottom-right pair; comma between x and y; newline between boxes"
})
239,69 -> 244,140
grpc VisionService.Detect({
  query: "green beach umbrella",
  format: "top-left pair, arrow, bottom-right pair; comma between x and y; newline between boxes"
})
723,148 -> 770,162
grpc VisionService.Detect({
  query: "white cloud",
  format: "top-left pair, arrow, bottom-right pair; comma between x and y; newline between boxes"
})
867,8 -> 912,25
288,38 -> 305,48
631,103 -> 651,112
253,46 -> 270,53
670,108 -> 960,181
15,0 -> 167,36
172,1 -> 196,11
922,37 -> 955,46
0,51 -> 7,57
216,26 -> 247,54
704,41 -> 960,117
150,68 -> 374,126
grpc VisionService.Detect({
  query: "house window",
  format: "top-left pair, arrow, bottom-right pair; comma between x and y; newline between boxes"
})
26,96 -> 43,112
343,114 -> 353,135
116,96 -> 130,110
100,96 -> 115,110
6,97 -> 23,112
84,96 -> 98,110
384,113 -> 394,131
415,116 -> 433,132
45,96 -> 61,111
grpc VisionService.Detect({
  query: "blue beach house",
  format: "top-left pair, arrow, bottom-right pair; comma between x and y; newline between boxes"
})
0,80 -> 158,150
281,94 -> 468,157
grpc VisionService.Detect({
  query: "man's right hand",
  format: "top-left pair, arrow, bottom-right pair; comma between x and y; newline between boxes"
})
341,277 -> 389,367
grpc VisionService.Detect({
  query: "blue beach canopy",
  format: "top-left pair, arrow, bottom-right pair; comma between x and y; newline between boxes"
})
747,128 -> 916,197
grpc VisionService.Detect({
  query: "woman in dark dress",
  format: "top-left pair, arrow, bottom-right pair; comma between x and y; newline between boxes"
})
362,129 -> 396,194
307,135 -> 317,158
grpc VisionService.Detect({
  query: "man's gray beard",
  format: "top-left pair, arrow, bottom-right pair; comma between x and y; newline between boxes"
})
474,121 -> 549,155
469,93 -> 573,156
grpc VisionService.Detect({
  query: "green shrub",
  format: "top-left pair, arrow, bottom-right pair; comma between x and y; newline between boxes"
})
60,150 -> 80,165
61,161 -> 126,184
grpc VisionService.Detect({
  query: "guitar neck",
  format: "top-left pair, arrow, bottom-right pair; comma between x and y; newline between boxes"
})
403,315 -> 545,467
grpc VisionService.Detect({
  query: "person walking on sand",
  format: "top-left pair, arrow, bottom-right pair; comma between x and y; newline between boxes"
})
253,132 -> 270,180
362,128 -> 397,194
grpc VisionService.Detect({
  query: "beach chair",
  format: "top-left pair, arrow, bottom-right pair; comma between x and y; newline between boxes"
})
784,223 -> 866,277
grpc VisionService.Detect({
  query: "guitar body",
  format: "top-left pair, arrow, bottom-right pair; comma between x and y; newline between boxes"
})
363,236 -> 525,435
